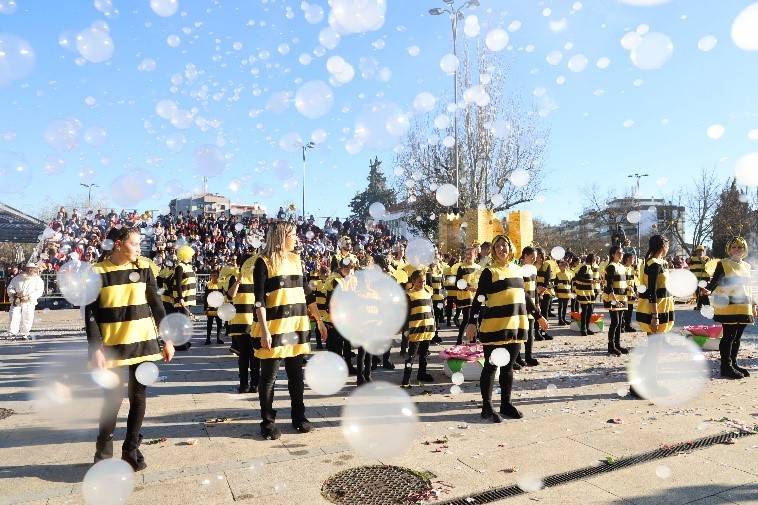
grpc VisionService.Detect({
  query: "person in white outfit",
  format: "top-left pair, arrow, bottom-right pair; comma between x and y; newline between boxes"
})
6,262 -> 45,340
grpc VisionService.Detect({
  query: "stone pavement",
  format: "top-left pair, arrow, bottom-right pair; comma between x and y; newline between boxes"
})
0,306 -> 756,505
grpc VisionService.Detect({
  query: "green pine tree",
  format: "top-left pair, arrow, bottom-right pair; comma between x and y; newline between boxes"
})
349,157 -> 397,219
711,179 -> 752,258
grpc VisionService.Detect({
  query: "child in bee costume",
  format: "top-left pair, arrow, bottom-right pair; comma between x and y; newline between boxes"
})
622,253 -> 638,332
331,236 -> 358,273
574,255 -> 597,336
157,259 -> 175,315
322,257 -> 358,375
172,245 -> 197,351
203,270 -> 224,345
455,247 -> 481,345
554,259 -> 574,326
703,236 -> 756,379
535,248 -> 554,340
401,268 -> 436,387
687,245 -> 711,311
429,259 -> 445,344
227,254 -> 260,394
603,246 -> 629,356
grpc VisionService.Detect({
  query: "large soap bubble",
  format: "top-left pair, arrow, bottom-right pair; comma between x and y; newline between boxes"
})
330,267 -> 407,354
82,459 -> 135,505
665,269 -> 697,298
485,28 -> 509,52
368,202 -> 386,220
735,153 -> 758,187
194,144 -> 226,176
330,0 -> 386,34
406,237 -> 436,268
341,381 -> 418,458
110,171 -> 156,208
158,312 -> 193,346
732,3 -> 758,51
150,0 -> 178,17
0,34 -> 35,87
489,348 -> 510,367
627,333 -> 708,407
44,118 -> 80,151
294,80 -> 334,119
0,151 -> 32,194
550,246 -> 566,261
435,184 -> 458,207
206,291 -> 224,308
57,259 -> 102,306
134,361 -> 159,386
630,32 -> 673,70
217,302 -> 236,321
305,351 -> 348,395
76,26 -> 114,63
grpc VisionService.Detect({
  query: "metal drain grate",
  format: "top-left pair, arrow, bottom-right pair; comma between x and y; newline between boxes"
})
436,428 -> 757,505
0,408 -> 14,421
322,465 -> 432,505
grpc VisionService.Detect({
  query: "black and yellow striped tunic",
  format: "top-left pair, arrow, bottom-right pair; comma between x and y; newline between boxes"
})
429,266 -> 444,304
592,264 -> 601,296
157,266 -> 174,305
322,271 -> 357,324
204,281 -> 223,317
228,256 -> 256,336
636,258 -> 675,333
444,263 -> 459,302
706,258 -> 755,325
522,266 -> 537,320
555,270 -> 574,300
471,263 -> 539,345
173,262 -> 196,308
331,251 -> 359,272
252,255 -> 313,359
688,255 -> 710,282
626,265 -> 638,301
574,264 -> 595,305
536,263 -> 555,297
85,257 -> 165,368
455,261 -> 481,308
219,263 -> 239,302
602,262 -> 628,310
406,287 -> 435,342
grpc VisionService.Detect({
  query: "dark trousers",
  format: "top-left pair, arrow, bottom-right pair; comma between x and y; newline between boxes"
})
720,324 -> 746,368
402,340 -> 430,384
326,324 -> 354,370
624,303 -> 634,328
557,299 -> 569,322
539,294 -> 552,320
237,335 -> 260,389
480,343 -> 520,412
162,302 -> 174,315
696,292 -> 710,310
518,319 -> 536,361
206,315 -> 222,341
434,304 -> 444,324
608,310 -> 622,348
456,306 -> 471,345
356,347 -> 372,381
98,364 -> 146,452
570,297 -> 579,313
580,303 -> 594,332
445,296 -> 455,324
258,355 -> 305,427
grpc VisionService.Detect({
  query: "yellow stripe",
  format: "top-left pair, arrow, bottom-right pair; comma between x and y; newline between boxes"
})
100,318 -> 159,346
107,353 -> 163,369
254,343 -> 310,359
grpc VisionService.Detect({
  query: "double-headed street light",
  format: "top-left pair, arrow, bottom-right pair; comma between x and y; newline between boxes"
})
80,183 -> 99,209
302,141 -> 316,219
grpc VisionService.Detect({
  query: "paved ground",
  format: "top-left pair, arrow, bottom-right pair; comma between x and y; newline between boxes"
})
0,305 -> 756,505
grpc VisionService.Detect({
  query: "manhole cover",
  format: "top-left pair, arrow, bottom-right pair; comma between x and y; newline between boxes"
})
322,465 -> 432,505
0,408 -> 14,421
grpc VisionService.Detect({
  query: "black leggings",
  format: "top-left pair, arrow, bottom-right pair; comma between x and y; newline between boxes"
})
99,364 -> 146,451
434,303 -> 444,324
518,319 -> 536,361
557,299 -> 569,322
327,325 -> 354,370
720,324 -> 746,362
206,315 -> 222,340
456,306 -> 471,345
480,343 -> 520,412
237,335 -> 260,389
608,310 -> 622,345
624,303 -> 634,328
258,355 -> 305,427
580,303 -> 594,331
445,296 -> 455,324
539,294 -> 552,321
570,297 -> 579,313
356,347 -> 372,381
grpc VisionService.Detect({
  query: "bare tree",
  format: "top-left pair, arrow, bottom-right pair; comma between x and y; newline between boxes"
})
667,166 -> 721,255
392,46 -> 548,237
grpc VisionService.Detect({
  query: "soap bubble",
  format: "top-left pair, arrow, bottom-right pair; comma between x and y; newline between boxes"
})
735,153 -> 758,187
413,92 -> 436,113
128,272 -> 141,283
135,362 -> 159,386
626,210 -> 641,224
368,202 -> 386,220
435,184 -> 458,207
155,99 -> 178,120
0,151 -> 32,194
509,169 -> 530,187
166,34 -> 181,47
165,132 -> 186,152
353,100 -> 404,150
655,465 -> 672,479
627,333 -> 708,407
551,246 -> 566,261
521,264 -> 538,278
76,26 -> 114,63
304,4 -> 324,24
91,368 -> 120,389
698,35 -> 718,52
630,32 -> 673,70
439,53 -> 459,74
706,124 -> 725,140
406,237 -> 436,268
305,351 -> 348,395
517,474 -> 544,493
110,171 -> 156,208
450,385 -> 462,395
83,126 -> 107,146
82,459 -> 135,505
331,267 -> 407,353
546,50 -> 563,66
456,279 -> 468,290
207,291 -> 225,308
294,80 -> 334,119
732,3 -> 758,51
44,118 -> 80,151
0,34 -> 35,87
217,302 -> 236,321
665,269 -> 697,298
159,312 -> 193,346
0,0 -> 18,14
489,348 -> 510,367
194,145 -> 226,176
485,29 -> 509,52
57,259 -> 102,306
150,0 -> 178,16
341,381 -> 418,458
699,305 -> 715,319
451,372 -> 464,385
330,0 -> 386,34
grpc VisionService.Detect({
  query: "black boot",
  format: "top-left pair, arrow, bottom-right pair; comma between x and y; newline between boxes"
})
730,337 -> 750,377
481,405 -> 502,423
216,337 -> 224,344
401,362 -> 412,387
261,423 -> 282,440
720,336 -> 744,379
382,358 -> 395,370
121,433 -> 146,471
293,418 -> 313,433
614,334 -> 629,354
417,362 -> 434,383
204,338 -> 211,345
94,434 -> 113,463
515,355 -> 527,367
512,362 -> 522,370
720,361 -> 744,380
608,335 -> 621,357
499,403 -> 523,419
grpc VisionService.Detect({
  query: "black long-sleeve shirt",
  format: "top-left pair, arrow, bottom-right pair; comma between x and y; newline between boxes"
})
469,268 -> 542,321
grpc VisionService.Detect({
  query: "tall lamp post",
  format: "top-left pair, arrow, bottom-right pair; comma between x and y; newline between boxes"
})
302,141 -> 315,220
429,0 -> 479,209
627,173 -> 648,252
80,183 -> 99,209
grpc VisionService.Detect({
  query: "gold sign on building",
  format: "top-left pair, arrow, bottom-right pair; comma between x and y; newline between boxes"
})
438,208 -> 533,254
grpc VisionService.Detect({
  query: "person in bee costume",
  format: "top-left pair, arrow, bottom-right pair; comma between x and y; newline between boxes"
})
86,227 -> 174,471
454,246 -> 481,345
227,253 -> 259,394
157,257 -> 175,315
534,248 -> 554,340
622,253 -> 638,332
554,259 -> 574,326
603,246 -> 629,356
702,236 -> 756,379
203,270 -> 224,345
253,221 -> 327,440
171,245 -> 196,351
401,268 -> 436,387
574,254 -> 597,336
466,235 -> 548,422
429,257 -> 445,344
331,236 -> 358,273
687,245 -> 711,311
322,256 -> 358,375
515,246 -> 540,368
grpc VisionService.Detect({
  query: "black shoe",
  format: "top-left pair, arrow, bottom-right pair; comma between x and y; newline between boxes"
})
607,345 -> 621,357
417,372 -> 434,382
542,334 -> 553,341
238,385 -> 250,394
581,331 -> 588,336
617,346 -> 630,355
431,336 -> 442,344
216,338 -> 224,344
535,334 -> 545,341
733,363 -> 750,377
481,408 -> 502,423
587,330 -> 595,335
623,326 -> 635,333
720,364 -> 744,380
512,362 -> 522,371
94,434 -> 113,463
293,419 -> 313,433
515,356 -> 527,367
261,424 -> 281,440
249,384 -> 258,394
382,361 -> 395,370
499,403 -> 523,419
121,449 -> 147,471
525,357 -> 539,366
204,339 -> 211,345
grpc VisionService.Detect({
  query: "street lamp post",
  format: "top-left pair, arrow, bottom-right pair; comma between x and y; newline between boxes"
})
80,183 -> 99,209
429,0 -> 479,208
627,173 -> 648,252
301,141 -> 315,220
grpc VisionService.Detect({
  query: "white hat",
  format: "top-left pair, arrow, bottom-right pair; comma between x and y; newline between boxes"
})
25,261 -> 39,269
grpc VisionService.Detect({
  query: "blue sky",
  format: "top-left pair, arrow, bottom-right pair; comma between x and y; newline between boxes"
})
1,0 -> 757,226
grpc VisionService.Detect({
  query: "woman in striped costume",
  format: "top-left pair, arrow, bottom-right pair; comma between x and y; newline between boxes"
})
603,246 -> 629,356
622,253 -> 637,333
253,221 -> 327,440
687,245 -> 711,311
535,248 -> 554,341
203,270 -> 224,345
86,227 -> 174,471
402,269 -> 436,387
702,236 -> 756,379
574,254 -> 596,336
554,259 -> 573,326
516,246 -> 540,368
455,247 -> 481,345
466,235 -> 548,422
227,254 -> 259,393
429,258 -> 445,344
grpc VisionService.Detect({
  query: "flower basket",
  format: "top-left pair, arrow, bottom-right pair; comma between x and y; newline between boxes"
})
440,344 -> 498,381
683,325 -> 723,351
